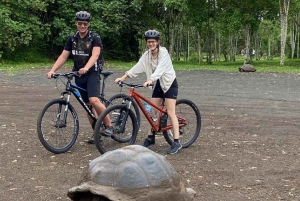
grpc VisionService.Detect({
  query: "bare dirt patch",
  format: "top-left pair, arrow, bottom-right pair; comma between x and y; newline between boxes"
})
1,68 -> 300,200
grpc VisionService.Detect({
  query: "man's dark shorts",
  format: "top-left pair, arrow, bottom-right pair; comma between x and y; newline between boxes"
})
75,71 -> 100,103
152,78 -> 178,99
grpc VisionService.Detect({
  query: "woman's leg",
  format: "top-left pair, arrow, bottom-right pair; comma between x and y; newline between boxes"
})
165,98 -> 179,139
147,97 -> 162,135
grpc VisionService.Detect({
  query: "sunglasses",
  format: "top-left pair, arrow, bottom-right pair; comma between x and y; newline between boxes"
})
77,22 -> 89,27
147,40 -> 157,44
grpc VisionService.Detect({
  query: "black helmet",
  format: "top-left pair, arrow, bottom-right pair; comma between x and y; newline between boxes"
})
75,11 -> 91,21
144,30 -> 160,40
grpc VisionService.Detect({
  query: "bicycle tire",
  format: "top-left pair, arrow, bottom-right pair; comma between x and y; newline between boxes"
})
106,93 -> 141,127
163,99 -> 201,148
93,104 -> 138,154
37,99 -> 79,154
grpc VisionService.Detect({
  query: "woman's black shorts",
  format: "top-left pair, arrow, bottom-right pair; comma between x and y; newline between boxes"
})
152,78 -> 178,99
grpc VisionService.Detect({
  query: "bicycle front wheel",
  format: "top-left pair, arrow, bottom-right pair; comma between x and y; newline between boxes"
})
93,104 -> 138,154
106,93 -> 141,127
163,99 -> 201,148
37,99 -> 79,154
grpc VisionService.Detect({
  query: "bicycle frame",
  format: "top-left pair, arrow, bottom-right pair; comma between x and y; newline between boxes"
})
63,71 -> 115,120
127,87 -> 187,133
60,75 -> 96,123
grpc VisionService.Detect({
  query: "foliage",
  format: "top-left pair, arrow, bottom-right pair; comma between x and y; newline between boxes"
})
0,0 -> 298,66
0,0 -> 51,59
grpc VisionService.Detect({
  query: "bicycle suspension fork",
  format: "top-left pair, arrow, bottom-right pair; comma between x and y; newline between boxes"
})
57,91 -> 71,127
116,99 -> 133,133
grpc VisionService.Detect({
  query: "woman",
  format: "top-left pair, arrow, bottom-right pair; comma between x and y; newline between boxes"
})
114,30 -> 181,154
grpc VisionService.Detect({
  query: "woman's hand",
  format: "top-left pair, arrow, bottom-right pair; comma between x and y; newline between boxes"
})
114,77 -> 123,84
115,74 -> 128,84
143,79 -> 153,88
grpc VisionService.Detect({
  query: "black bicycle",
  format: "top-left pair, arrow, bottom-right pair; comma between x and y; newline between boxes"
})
37,71 -> 140,154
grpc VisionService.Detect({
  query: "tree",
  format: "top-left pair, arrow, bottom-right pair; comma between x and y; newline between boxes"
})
279,0 -> 290,66
259,20 -> 280,60
186,0 -> 207,63
286,0 -> 300,59
0,0 -> 50,59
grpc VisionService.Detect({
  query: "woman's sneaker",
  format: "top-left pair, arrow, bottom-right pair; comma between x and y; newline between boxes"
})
167,141 -> 182,154
143,138 -> 155,148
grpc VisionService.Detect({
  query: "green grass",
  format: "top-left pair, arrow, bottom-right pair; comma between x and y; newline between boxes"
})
2,56 -> 300,74
106,58 -> 300,74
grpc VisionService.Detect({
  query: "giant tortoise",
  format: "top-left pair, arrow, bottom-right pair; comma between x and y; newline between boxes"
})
238,64 -> 256,72
67,145 -> 195,201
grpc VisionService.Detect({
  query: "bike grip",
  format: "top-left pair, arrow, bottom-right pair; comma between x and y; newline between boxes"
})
51,74 -> 59,79
117,81 -> 123,86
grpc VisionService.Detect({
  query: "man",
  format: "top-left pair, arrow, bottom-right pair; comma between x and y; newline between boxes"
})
47,11 -> 113,143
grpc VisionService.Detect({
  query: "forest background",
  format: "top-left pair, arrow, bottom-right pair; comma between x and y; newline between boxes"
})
0,0 -> 299,72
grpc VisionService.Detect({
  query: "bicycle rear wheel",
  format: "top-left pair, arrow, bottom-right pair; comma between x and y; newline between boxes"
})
106,93 -> 141,127
37,99 -> 79,154
93,104 -> 138,154
163,99 -> 201,148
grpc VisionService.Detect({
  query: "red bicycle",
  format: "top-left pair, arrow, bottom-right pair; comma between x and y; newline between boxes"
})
93,81 -> 201,154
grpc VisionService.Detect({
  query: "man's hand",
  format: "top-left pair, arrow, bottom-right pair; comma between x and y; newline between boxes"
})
47,71 -> 55,79
79,68 -> 88,75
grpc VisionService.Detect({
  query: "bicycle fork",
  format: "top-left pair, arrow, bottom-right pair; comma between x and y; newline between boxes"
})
55,93 -> 71,128
116,101 -> 132,133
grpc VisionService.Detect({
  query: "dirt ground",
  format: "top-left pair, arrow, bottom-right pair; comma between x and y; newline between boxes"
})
1,68 -> 300,201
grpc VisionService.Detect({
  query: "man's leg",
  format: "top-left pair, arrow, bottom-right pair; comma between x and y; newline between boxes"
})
89,97 -> 114,136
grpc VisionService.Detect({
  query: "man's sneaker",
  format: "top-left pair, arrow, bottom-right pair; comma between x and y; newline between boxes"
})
87,136 -> 95,144
101,126 -> 114,137
167,141 -> 182,154
143,138 -> 155,148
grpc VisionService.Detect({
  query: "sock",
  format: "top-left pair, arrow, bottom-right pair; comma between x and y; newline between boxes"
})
174,139 -> 179,143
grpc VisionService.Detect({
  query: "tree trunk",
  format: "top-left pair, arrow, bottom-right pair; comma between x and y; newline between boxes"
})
169,26 -> 175,58
279,0 -> 290,66
268,35 -> 271,60
214,31 -> 217,61
244,27 -> 251,64
187,29 -> 190,61
197,31 -> 202,64
290,22 -> 296,59
218,31 -> 221,61
234,33 -> 238,62
297,25 -> 300,59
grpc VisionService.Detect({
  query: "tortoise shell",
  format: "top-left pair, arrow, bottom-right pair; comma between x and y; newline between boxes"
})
68,145 -> 192,201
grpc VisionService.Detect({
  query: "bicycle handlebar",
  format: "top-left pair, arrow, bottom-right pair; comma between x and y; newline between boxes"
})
117,81 -> 154,88
51,71 -> 79,79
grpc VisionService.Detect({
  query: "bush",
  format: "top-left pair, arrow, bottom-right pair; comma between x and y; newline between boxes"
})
2,46 -> 53,63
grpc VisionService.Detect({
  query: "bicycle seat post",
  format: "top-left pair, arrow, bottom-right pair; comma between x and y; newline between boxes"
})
100,74 -> 105,97
99,71 -> 114,97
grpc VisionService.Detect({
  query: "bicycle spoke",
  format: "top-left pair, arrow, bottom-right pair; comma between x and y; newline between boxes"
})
163,99 -> 201,148
37,100 -> 79,153
94,105 -> 138,154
